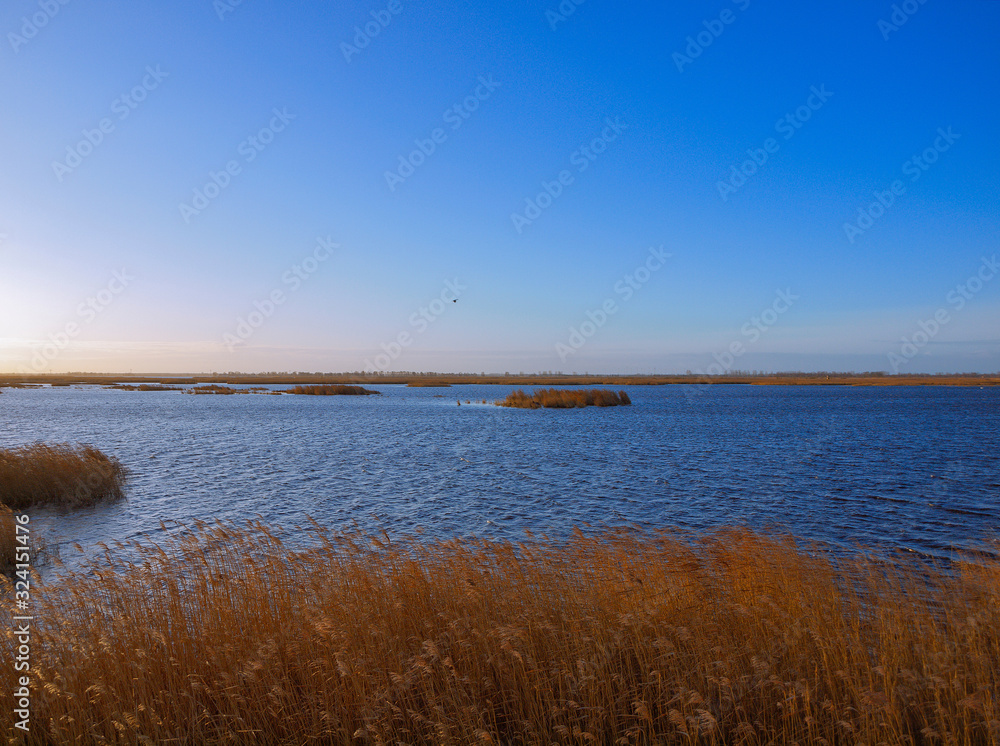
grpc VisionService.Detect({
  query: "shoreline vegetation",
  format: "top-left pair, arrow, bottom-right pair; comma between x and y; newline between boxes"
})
2,372 -> 1000,389
0,506 -> 15,573
2,522 -> 996,744
497,388 -> 632,408
0,443 -> 127,511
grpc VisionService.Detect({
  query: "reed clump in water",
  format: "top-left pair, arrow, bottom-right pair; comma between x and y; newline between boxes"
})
4,522 -> 997,745
285,385 -> 380,396
0,443 -> 127,510
497,388 -> 632,408
107,383 -> 182,391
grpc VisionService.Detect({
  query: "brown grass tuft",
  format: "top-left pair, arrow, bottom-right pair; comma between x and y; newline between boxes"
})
187,384 -> 240,394
3,523 -> 997,744
107,383 -> 182,391
497,388 -> 632,408
0,443 -> 128,510
284,385 -> 380,396
0,506 -> 14,573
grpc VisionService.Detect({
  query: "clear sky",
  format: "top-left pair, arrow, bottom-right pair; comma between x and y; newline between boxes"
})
1,0 -> 998,374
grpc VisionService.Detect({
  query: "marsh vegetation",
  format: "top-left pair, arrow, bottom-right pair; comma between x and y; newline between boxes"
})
0,443 -> 127,510
497,388 -> 632,408
3,523 -> 997,744
284,385 -> 380,396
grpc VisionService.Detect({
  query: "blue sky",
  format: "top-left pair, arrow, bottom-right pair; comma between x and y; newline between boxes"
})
1,0 -> 998,374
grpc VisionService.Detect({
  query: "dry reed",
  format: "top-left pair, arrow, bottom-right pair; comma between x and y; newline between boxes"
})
0,506 -> 14,573
3,522 -> 997,744
188,385 -> 239,395
0,443 -> 128,510
285,385 -> 380,396
107,383 -> 182,391
498,388 -> 632,408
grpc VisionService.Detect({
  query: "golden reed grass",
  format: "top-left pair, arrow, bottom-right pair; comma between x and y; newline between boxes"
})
0,506 -> 14,573
286,385 -> 380,396
3,523 -> 997,744
0,443 -> 127,510
106,383 -> 181,391
498,388 -> 632,408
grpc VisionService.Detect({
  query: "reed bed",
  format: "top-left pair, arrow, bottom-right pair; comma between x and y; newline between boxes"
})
3,522 -> 997,745
106,383 -> 182,391
285,385 -> 380,396
498,388 -> 632,408
0,443 -> 127,510
0,506 -> 14,573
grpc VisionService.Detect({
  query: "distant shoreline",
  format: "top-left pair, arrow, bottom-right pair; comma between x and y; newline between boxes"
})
2,372 -> 999,387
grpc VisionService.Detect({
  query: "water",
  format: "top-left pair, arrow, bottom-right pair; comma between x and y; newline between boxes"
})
2,384 -> 998,566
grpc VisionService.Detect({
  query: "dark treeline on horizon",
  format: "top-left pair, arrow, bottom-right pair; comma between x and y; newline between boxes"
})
3,371 -> 999,387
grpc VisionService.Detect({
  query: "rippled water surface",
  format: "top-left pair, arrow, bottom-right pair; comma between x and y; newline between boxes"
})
2,384 -> 998,563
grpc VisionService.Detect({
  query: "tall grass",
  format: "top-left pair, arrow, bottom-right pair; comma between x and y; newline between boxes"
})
285,385 -> 380,396
107,383 -> 181,391
4,522 -> 997,744
0,443 -> 127,509
498,388 -> 632,408
0,506 -> 14,573
188,384 -> 240,394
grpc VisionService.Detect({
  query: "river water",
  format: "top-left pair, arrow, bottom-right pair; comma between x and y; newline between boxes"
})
1,384 -> 997,566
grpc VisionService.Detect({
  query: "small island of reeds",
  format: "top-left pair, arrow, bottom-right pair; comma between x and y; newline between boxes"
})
0,443 -> 127,510
106,383 -> 182,391
186,385 -> 272,395
497,388 -> 631,408
284,384 -> 380,396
